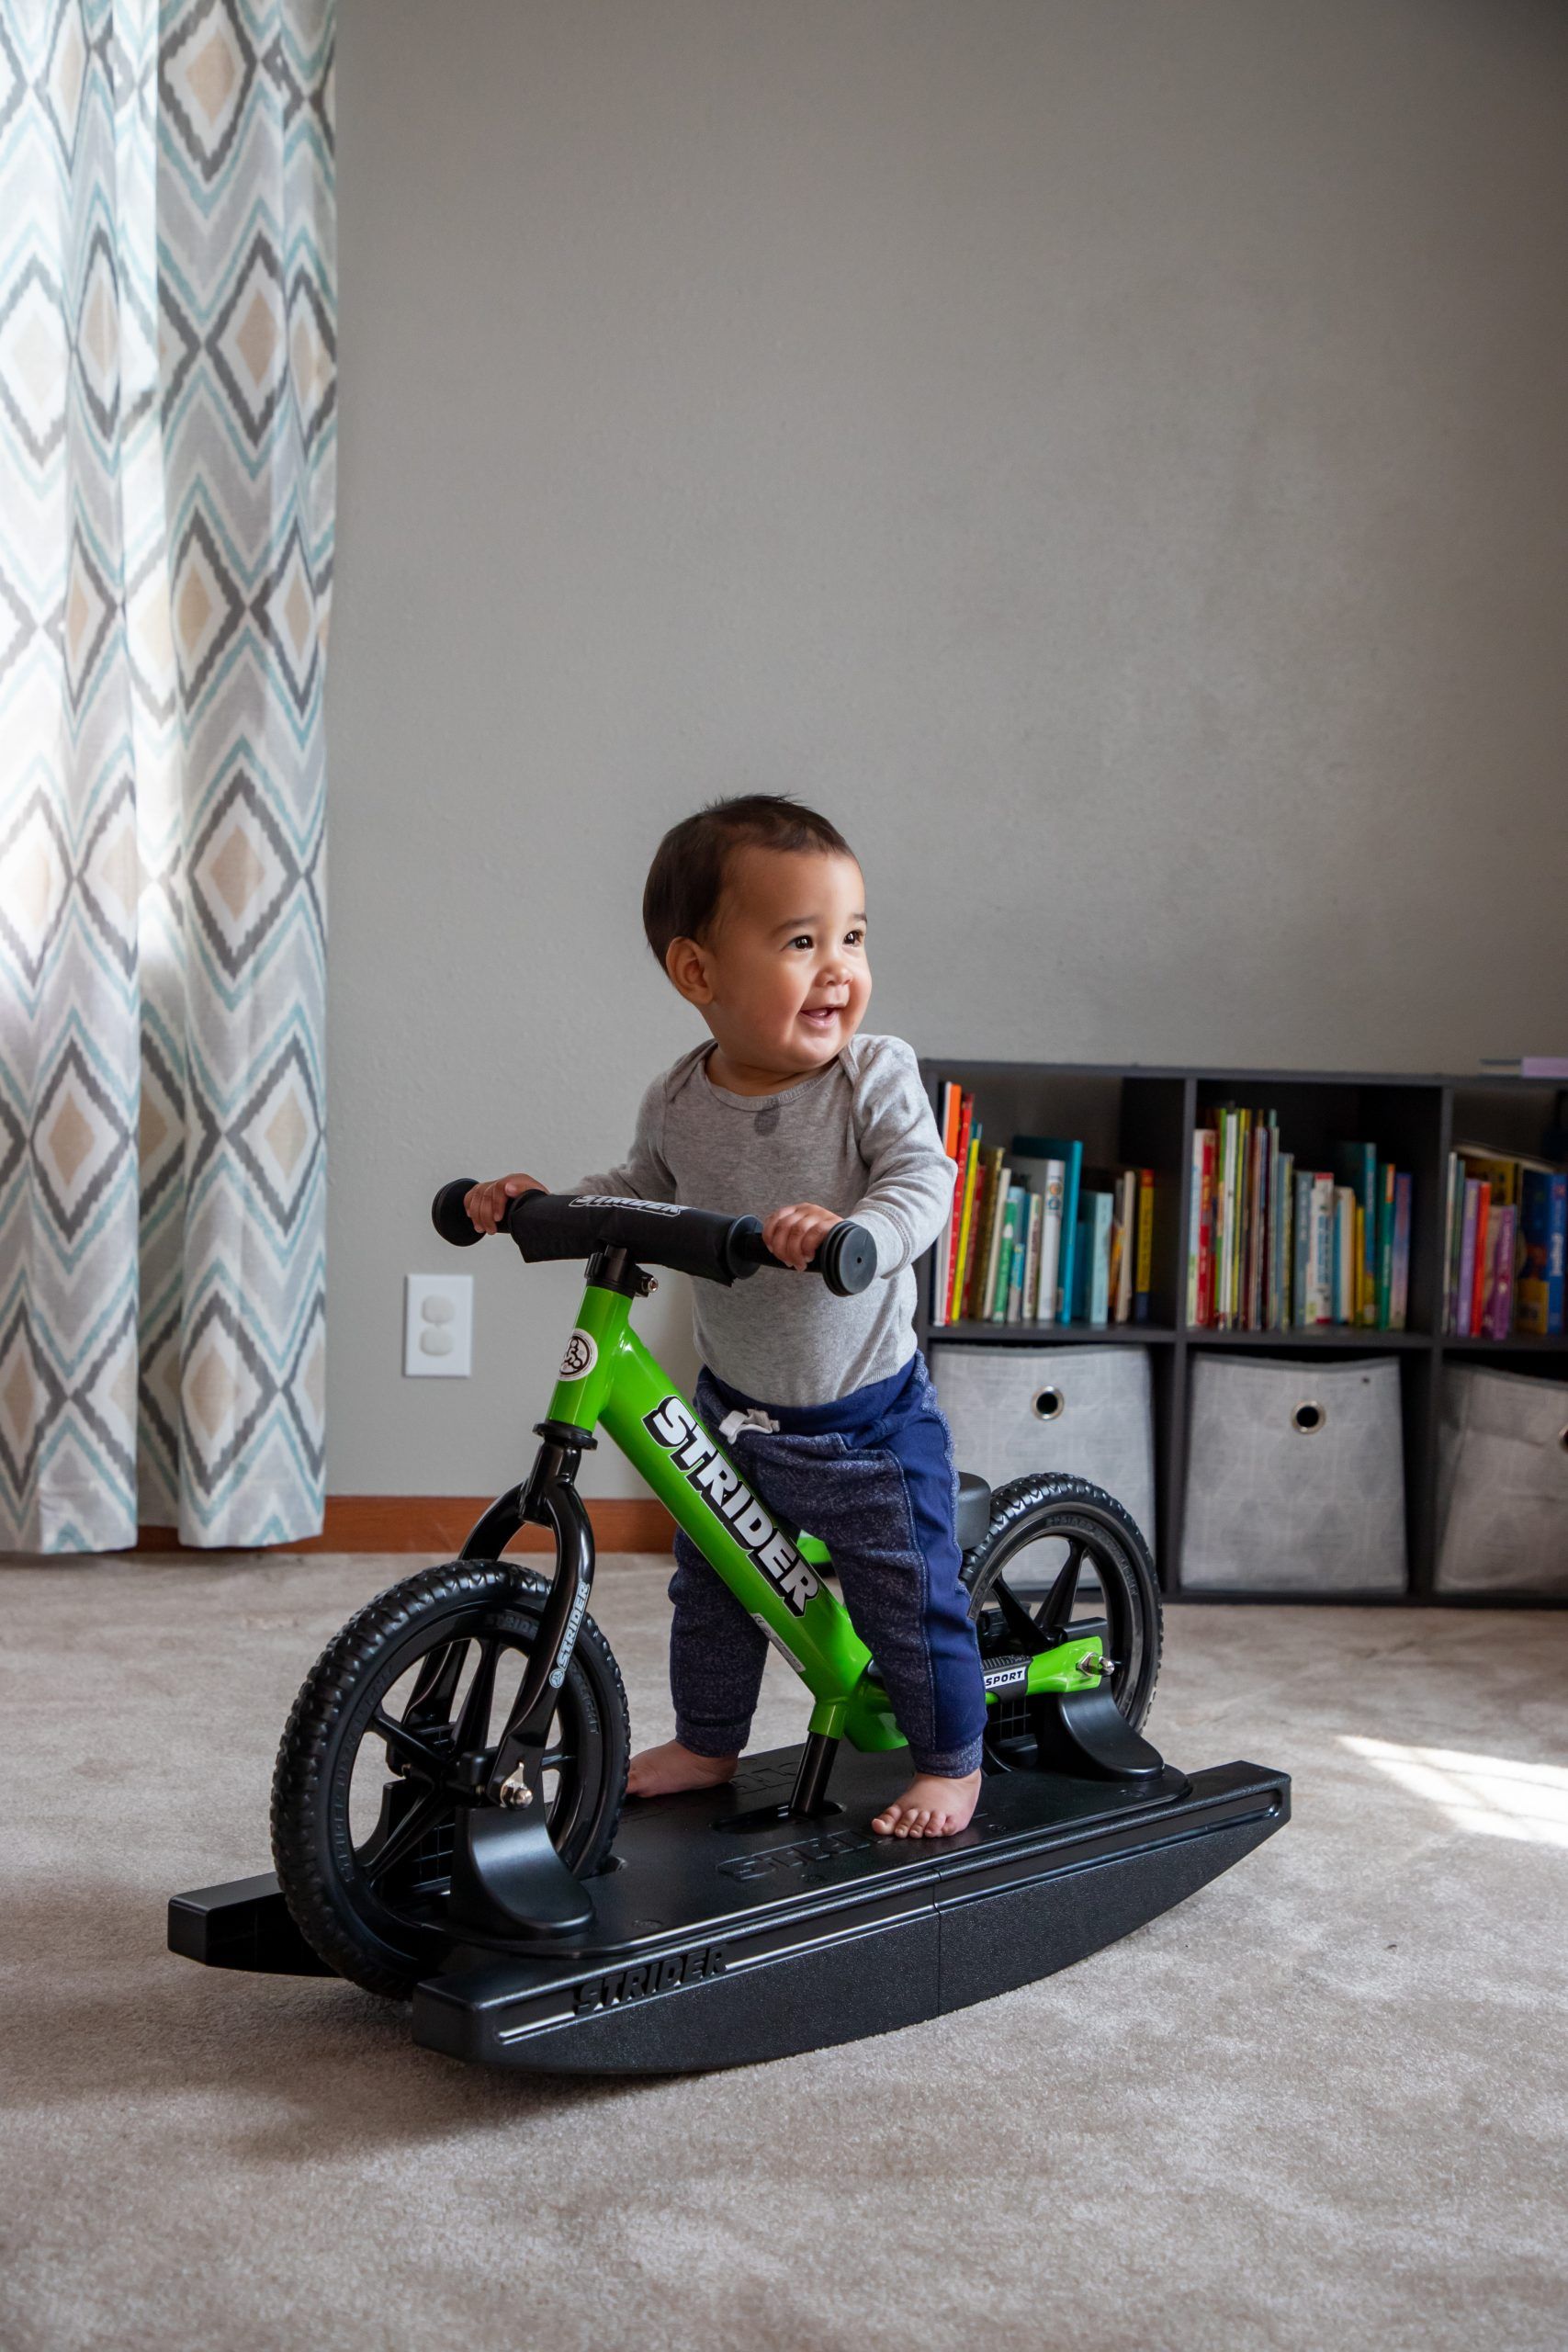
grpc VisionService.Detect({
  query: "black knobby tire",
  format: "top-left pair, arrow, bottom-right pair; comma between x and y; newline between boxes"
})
270,1558 -> 629,1998
961,1472 -> 1163,1737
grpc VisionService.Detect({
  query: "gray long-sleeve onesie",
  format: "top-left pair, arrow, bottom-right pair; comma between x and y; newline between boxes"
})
572,1032 -> 954,1407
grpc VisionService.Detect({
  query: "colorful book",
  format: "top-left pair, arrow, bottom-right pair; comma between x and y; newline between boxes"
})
1274,1150 -> 1294,1329
1017,1184 -> 1038,1320
1456,1181 -> 1482,1339
964,1146 -> 1003,1323
1483,1204 -> 1517,1340
1187,1129 -> 1215,1325
1081,1190 -> 1114,1325
1469,1181 -> 1492,1340
1517,1169 -> 1568,1336
941,1091 -> 975,1320
1332,1186 -> 1356,1324
1310,1174 -> 1335,1325
982,1156 -> 1012,1322
1013,1136 -> 1083,1321
1133,1167 -> 1155,1323
1036,1160 -> 1066,1328
1390,1172 -> 1412,1331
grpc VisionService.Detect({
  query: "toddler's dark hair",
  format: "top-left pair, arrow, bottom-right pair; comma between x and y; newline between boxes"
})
642,794 -> 855,969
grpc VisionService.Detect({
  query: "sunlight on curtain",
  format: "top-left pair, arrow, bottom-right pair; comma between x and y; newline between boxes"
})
0,1 -> 334,1551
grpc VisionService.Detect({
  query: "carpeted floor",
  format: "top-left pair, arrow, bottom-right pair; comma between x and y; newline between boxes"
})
2,1551 -> 1564,2352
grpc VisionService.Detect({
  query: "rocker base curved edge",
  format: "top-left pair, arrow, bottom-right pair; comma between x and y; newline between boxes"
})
169,1745 -> 1289,2075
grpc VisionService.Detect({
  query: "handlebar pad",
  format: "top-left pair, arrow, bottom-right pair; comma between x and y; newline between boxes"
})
431,1182 -> 876,1296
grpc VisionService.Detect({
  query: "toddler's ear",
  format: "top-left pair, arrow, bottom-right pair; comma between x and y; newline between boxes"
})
665,934 -> 715,1004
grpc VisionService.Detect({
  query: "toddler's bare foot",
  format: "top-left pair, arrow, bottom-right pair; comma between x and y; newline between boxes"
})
626,1740 -> 740,1800
871,1770 -> 982,1839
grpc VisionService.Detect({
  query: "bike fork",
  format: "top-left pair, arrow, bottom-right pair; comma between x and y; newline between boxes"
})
447,1421 -> 600,1943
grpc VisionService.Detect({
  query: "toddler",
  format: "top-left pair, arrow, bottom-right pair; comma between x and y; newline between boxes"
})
465,794 -> 987,1838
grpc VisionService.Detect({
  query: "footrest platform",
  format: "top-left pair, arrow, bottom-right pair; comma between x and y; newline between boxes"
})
169,1745 -> 1290,2075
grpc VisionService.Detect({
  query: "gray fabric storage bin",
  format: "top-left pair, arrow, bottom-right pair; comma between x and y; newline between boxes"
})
1435,1363 -> 1568,1595
1182,1353 -> 1405,1592
932,1344 -> 1156,1554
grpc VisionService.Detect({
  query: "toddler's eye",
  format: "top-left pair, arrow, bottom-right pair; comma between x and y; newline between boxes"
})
788,933 -> 812,951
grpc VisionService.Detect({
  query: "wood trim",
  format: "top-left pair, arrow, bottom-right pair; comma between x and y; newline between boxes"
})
132,1497 -> 676,1555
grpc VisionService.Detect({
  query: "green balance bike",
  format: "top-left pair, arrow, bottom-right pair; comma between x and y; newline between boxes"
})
170,1187 -> 1290,2074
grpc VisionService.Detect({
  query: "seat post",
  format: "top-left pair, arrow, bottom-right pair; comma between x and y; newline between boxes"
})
784,1729 -> 840,1818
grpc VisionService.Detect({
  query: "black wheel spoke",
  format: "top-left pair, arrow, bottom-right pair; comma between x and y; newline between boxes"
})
453,1636 -> 502,1758
402,1637 -> 469,1731
360,1787 -> 449,1885
540,1747 -> 574,1773
1033,1538 -> 1087,1634
368,1708 -> 448,1780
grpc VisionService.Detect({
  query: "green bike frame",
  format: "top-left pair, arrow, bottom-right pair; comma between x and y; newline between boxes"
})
543,1273 -> 1104,1755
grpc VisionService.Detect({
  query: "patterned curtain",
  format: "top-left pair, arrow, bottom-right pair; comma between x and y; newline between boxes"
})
0,1 -> 333,1552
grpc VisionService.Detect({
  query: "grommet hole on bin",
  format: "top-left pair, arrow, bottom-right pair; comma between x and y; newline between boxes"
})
1292,1400 -> 1325,1435
1032,1386 -> 1066,1422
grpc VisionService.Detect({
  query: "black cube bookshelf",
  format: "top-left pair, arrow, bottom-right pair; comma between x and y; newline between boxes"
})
915,1061 -> 1568,1606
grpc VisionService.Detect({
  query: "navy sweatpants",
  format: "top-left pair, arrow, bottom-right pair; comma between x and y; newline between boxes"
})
668,1350 -> 988,1778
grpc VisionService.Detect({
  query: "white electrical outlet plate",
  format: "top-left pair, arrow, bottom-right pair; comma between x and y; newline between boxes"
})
403,1273 -> 474,1377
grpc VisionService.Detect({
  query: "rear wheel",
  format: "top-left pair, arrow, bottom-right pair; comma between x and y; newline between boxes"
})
961,1474 -> 1162,1750
270,1558 -> 629,1997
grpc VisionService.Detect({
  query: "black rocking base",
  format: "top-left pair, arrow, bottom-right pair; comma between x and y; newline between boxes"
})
169,1742 -> 1290,2075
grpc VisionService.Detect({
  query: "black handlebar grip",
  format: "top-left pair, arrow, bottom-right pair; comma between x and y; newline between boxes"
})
727,1216 -> 876,1297
815,1220 -> 877,1297
432,1178 -> 483,1247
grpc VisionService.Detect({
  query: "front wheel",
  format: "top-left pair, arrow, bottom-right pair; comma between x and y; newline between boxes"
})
270,1558 -> 629,1997
961,1473 -> 1163,1742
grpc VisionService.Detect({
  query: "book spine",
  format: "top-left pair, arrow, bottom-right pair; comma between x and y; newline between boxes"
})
1517,1168 -> 1551,1335
1279,1151 -> 1294,1326
1214,1112 -> 1235,1329
1196,1132 -> 1218,1328
985,1160 -> 1013,1321
1376,1161 -> 1395,1329
1056,1145 -> 1082,1323
1088,1194 -> 1112,1325
1021,1185 -> 1043,1321
1134,1167 -> 1155,1322
1038,1164 -> 1065,1329
1269,1114 -> 1279,1326
1312,1174 -> 1335,1324
1007,1185 -> 1028,1320
1390,1172 -> 1412,1331
1469,1181 -> 1492,1340
1186,1131 -> 1205,1324
970,1148 -> 999,1321
964,1148 -> 987,1321
1006,1187 -> 1028,1323
1488,1204 -> 1516,1340
953,1138 -> 982,1322
942,1091 -> 974,1319
1293,1169 -> 1311,1325
1361,1143 -> 1379,1325
1456,1181 -> 1480,1339
1117,1168 -> 1135,1322
1332,1187 -> 1354,1324
1551,1174 -> 1568,1336
1441,1150 -> 1461,1334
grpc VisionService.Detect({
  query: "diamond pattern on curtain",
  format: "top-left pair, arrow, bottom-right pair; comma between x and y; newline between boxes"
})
0,1 -> 333,1552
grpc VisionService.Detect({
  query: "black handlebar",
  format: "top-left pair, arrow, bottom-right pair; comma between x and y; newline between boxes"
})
431,1182 -> 877,1298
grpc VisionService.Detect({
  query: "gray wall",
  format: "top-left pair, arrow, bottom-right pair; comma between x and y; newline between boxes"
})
326,0 -> 1568,1498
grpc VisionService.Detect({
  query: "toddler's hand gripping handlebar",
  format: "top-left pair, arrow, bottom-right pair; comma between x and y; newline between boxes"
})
431,1182 -> 877,1298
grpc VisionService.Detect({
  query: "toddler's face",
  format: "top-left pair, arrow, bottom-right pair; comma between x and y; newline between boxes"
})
679,846 -> 871,1077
